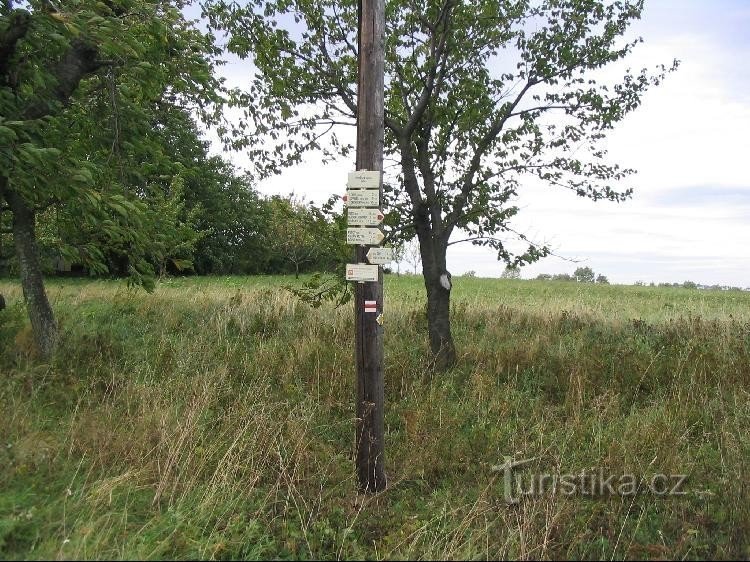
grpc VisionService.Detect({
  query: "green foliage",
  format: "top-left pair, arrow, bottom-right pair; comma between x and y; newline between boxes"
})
573,266 -> 595,283
187,159 -> 272,275
266,196 -> 324,277
204,0 -> 678,264
286,271 -> 353,309
0,0 -> 235,289
501,265 -> 521,279
538,267 -> 608,284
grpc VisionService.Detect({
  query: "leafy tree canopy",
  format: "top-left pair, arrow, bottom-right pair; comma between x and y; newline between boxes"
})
202,0 -> 678,369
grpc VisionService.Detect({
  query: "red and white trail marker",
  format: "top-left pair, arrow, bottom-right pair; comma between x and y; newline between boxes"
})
364,300 -> 377,313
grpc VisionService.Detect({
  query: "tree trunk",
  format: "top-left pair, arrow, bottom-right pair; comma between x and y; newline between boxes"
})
414,207 -> 456,371
424,271 -> 456,370
4,186 -> 57,358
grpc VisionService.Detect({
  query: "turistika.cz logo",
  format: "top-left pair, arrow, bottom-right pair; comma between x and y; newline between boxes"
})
492,457 -> 688,504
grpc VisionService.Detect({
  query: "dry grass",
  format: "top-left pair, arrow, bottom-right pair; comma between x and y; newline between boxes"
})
0,275 -> 749,559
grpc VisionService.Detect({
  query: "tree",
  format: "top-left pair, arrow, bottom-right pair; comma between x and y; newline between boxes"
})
501,265 -> 521,279
402,238 -> 422,275
189,162 -> 272,275
206,0 -> 677,370
0,1 -> 228,357
267,196 -> 332,278
574,266 -> 595,283
595,273 -> 609,284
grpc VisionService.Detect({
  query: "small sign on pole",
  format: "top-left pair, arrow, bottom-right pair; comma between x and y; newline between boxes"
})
348,208 -> 385,226
346,263 -> 379,282
347,227 -> 385,246
343,189 -> 380,208
366,247 -> 394,265
347,170 -> 381,189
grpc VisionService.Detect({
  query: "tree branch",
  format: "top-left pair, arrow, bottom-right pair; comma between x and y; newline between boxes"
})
330,2 -> 358,60
317,35 -> 357,117
403,0 -> 453,135
24,38 -> 102,120
415,129 -> 443,236
447,232 -> 575,263
442,76 -> 540,236
398,136 -> 424,210
0,8 -> 31,82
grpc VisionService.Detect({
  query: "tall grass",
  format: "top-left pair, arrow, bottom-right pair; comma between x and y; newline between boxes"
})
1,276 -> 749,559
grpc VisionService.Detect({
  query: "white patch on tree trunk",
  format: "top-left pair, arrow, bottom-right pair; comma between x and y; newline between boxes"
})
440,273 -> 452,290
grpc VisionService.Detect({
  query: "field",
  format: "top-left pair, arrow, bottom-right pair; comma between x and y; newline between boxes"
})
1,275 -> 749,560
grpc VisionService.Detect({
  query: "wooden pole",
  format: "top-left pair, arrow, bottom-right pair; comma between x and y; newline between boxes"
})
354,0 -> 386,493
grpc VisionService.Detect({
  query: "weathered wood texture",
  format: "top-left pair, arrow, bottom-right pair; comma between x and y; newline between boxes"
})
354,0 -> 386,493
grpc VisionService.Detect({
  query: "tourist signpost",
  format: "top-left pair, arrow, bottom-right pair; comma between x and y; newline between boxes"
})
344,0 -> 386,494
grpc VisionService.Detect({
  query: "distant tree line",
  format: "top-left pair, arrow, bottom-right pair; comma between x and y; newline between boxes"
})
535,266 -> 609,284
634,280 -> 748,292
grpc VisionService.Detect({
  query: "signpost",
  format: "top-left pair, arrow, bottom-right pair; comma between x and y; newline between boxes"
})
350,0 -> 386,493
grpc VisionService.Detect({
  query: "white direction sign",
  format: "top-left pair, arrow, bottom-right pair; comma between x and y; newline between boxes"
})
348,208 -> 384,226
366,247 -> 394,265
343,189 -> 380,208
347,170 -> 381,189
346,227 -> 385,246
346,263 -> 379,282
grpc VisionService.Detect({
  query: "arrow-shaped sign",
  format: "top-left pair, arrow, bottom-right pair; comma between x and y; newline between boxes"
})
347,170 -> 381,189
346,263 -> 379,282
343,189 -> 380,208
366,247 -> 394,265
346,227 -> 385,246
348,208 -> 385,226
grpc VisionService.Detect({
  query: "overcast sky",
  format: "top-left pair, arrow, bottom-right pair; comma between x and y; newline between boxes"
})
199,0 -> 750,287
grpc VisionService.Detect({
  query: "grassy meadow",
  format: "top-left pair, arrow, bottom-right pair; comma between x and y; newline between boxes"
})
1,274 -> 749,559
